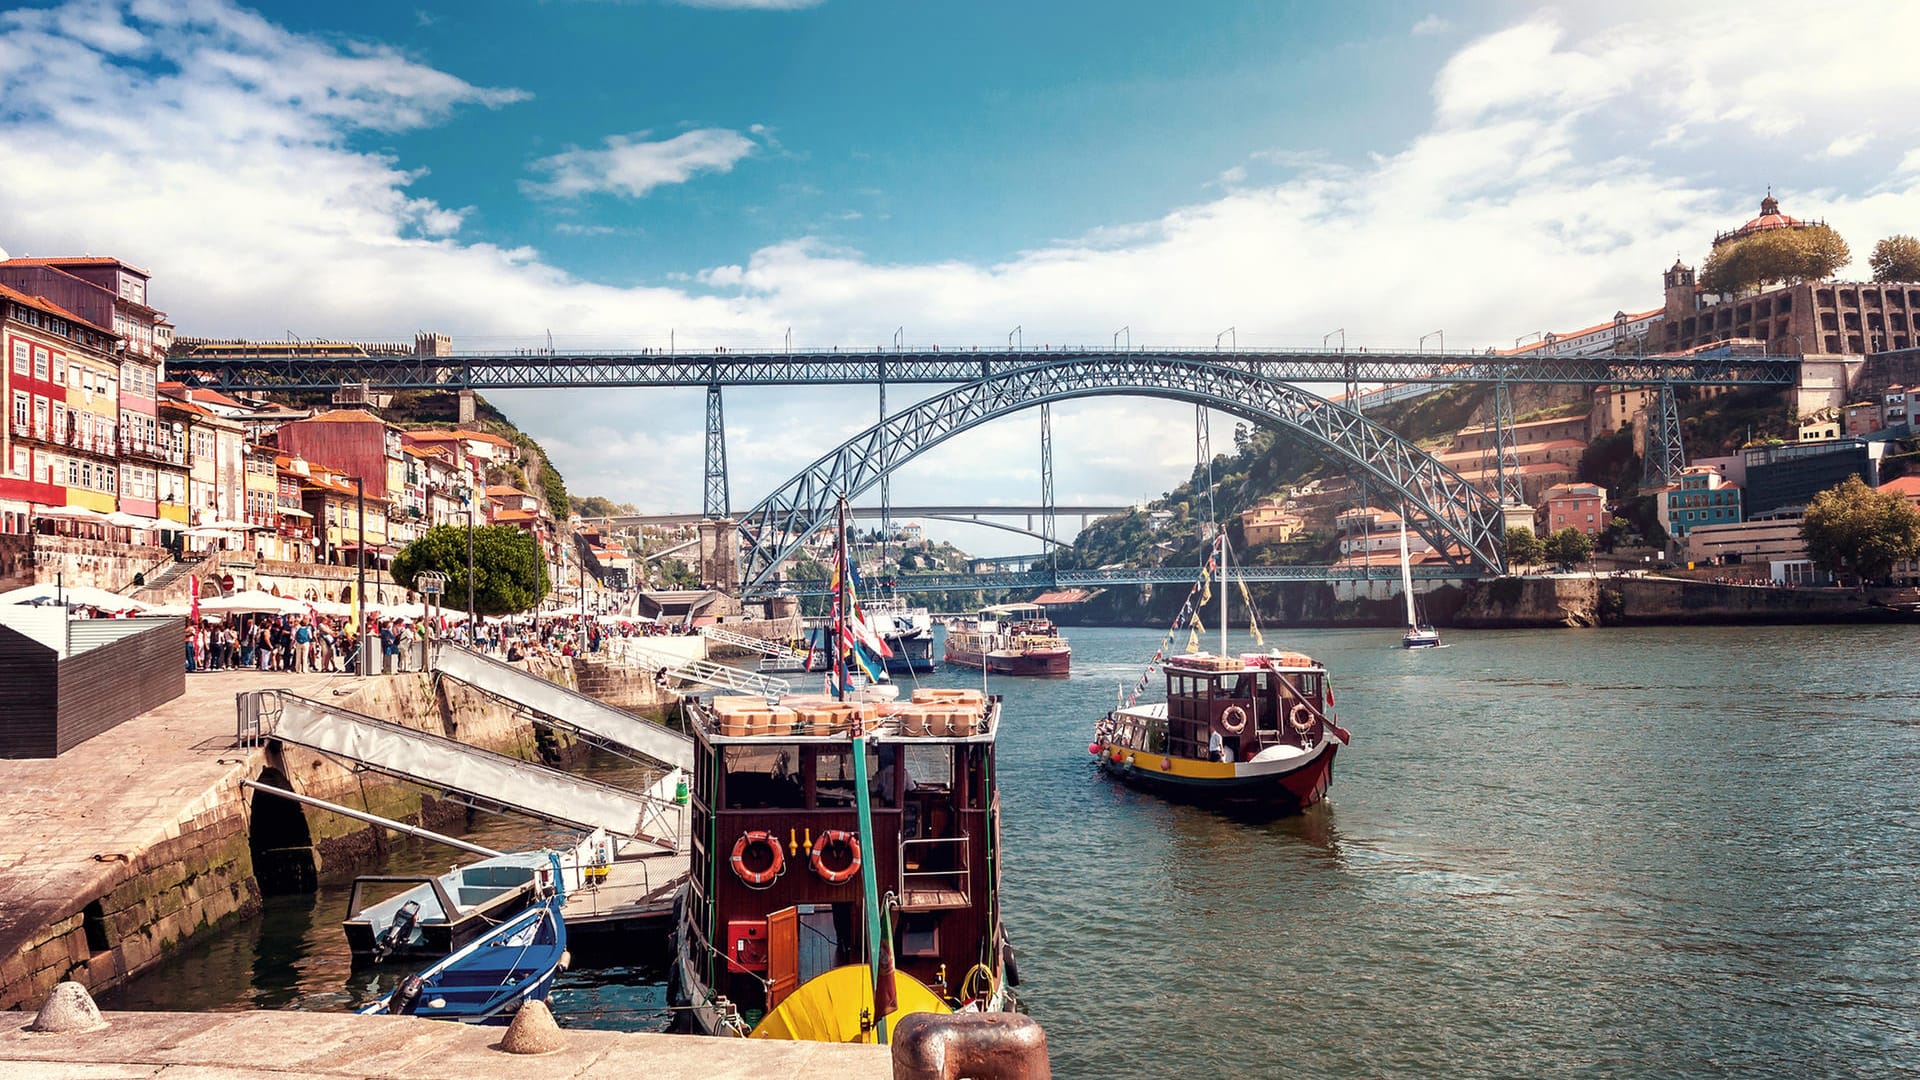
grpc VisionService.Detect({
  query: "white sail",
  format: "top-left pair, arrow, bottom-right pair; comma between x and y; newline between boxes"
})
1399,520 -> 1417,627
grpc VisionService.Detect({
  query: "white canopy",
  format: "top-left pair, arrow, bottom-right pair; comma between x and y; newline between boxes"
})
103,511 -> 154,528
36,506 -> 110,522
197,589 -> 309,614
0,583 -> 152,612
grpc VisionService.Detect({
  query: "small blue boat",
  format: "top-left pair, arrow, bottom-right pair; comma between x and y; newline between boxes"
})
359,889 -> 569,1025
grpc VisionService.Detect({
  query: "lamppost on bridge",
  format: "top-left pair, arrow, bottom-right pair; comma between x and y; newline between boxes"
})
1216,327 -> 1236,351
1009,325 -> 1022,350
1420,330 -> 1444,354
893,326 -> 904,352
1113,326 -> 1130,351
1324,328 -> 1345,353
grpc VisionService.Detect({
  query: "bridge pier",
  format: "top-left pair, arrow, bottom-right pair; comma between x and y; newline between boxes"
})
696,518 -> 738,591
704,385 -> 729,519
1642,382 -> 1687,486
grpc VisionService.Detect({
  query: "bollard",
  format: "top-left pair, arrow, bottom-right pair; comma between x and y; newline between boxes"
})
891,1012 -> 1049,1080
495,999 -> 565,1055
28,981 -> 109,1035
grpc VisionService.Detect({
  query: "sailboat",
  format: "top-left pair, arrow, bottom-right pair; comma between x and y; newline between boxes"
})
1399,520 -> 1442,649
673,496 -> 1017,1042
1092,532 -> 1350,814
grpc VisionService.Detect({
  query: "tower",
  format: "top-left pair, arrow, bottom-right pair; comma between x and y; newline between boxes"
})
1663,257 -> 1696,323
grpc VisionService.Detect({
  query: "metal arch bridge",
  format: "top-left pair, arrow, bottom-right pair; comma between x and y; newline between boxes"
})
749,562 -> 1469,599
165,342 -> 1798,392
598,503 -> 1134,548
735,355 -> 1517,591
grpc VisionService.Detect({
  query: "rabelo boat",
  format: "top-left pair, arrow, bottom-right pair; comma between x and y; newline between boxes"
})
942,602 -> 1070,676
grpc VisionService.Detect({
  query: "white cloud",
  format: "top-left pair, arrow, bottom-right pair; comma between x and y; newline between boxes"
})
4,0 -> 1920,542
525,128 -> 759,199
1822,133 -> 1870,158
1411,15 -> 1449,36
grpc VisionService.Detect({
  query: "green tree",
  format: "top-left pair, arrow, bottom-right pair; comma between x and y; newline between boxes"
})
1869,234 -> 1920,282
1800,475 -> 1920,585
1699,225 -> 1850,294
1544,526 -> 1595,566
1504,525 -> 1545,570
392,524 -> 551,615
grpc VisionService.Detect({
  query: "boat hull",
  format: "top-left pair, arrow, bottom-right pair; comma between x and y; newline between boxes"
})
1097,741 -> 1337,814
943,644 -> 1070,676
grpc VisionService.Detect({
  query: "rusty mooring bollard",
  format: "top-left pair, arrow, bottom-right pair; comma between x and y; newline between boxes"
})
891,1012 -> 1049,1080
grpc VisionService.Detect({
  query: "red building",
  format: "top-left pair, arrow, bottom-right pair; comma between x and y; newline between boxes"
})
274,409 -> 396,498
1537,482 -> 1608,537
2,286 -> 119,532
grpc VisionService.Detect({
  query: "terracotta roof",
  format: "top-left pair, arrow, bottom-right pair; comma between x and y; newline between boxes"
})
0,282 -> 113,335
303,409 -> 385,424
493,508 -> 539,522
159,398 -> 215,418
456,429 -> 512,447
1728,194 -> 1807,239
402,430 -> 464,442
1031,589 -> 1095,605
486,484 -> 534,497
1878,476 -> 1920,498
1,255 -> 150,275
1499,308 -> 1663,355
1541,482 -> 1606,499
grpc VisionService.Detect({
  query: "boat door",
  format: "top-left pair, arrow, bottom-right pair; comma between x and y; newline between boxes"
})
766,904 -> 842,1011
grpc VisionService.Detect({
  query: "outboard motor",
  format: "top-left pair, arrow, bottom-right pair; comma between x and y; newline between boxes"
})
390,974 -> 426,1016
372,900 -> 421,963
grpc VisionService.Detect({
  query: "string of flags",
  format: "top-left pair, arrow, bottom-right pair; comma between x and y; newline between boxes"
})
1124,533 -> 1233,707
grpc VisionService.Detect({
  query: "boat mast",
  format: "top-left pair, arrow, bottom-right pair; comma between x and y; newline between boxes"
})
834,494 -> 848,702
1399,518 -> 1417,627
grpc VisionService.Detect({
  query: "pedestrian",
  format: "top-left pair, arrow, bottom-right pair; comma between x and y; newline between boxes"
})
379,620 -> 398,675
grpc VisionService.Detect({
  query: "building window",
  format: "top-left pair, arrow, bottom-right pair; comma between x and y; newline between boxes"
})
33,348 -> 48,380
11,341 -> 26,374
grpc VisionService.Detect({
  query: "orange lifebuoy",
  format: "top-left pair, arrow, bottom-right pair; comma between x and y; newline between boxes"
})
1289,704 -> 1316,734
730,830 -> 785,888
1220,704 -> 1249,735
811,830 -> 862,884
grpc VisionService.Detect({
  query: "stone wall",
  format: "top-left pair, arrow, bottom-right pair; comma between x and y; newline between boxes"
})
0,534 -> 173,593
1452,574 -> 1914,627
575,654 -> 681,717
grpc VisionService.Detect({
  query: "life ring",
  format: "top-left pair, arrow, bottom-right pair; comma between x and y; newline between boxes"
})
1289,704 -> 1316,734
1219,704 -> 1249,735
730,830 -> 785,888
810,830 -> 861,884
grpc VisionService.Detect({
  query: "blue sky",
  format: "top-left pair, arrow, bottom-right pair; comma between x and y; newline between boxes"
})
3,1 -> 1919,554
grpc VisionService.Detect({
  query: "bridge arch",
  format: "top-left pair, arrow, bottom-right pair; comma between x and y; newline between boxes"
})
736,357 -> 1508,589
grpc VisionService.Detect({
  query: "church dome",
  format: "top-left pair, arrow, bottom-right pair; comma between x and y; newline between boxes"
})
1713,192 -> 1813,248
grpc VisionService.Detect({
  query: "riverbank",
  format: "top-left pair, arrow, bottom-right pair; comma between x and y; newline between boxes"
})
1044,574 -> 1920,630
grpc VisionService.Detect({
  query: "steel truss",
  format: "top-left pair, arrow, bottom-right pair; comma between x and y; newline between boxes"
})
735,357 -> 1513,590
1643,383 -> 1687,486
168,346 -> 1801,393
703,385 -> 729,518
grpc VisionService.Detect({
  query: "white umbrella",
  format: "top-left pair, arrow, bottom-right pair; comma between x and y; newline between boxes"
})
198,588 -> 306,614
103,511 -> 153,528
0,583 -> 152,612
35,505 -> 110,522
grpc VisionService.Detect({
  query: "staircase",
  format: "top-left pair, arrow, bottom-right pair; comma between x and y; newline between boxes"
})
126,554 -> 205,599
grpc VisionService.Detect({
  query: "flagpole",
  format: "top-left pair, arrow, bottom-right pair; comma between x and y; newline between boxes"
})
833,494 -> 847,702
1219,532 -> 1228,658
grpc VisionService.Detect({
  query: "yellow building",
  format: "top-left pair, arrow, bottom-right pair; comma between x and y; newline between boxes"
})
59,342 -> 121,513
1240,499 -> 1304,546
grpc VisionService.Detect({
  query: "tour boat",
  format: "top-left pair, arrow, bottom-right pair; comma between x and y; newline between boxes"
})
1093,534 -> 1350,814
359,888 -> 568,1025
673,500 -> 1018,1043
1399,521 -> 1442,649
942,603 -> 1070,676
864,597 -> 939,673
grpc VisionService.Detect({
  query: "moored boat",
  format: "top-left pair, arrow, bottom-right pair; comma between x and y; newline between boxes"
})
1399,520 -> 1442,649
359,883 -> 569,1025
942,603 -> 1070,676
1093,533 -> 1350,814
674,498 -> 1018,1042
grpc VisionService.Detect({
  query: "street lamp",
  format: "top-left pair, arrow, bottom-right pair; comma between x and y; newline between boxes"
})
464,505 -> 476,636
1420,330 -> 1444,354
1113,325 -> 1130,351
1324,328 -> 1345,353
1216,327 -> 1236,351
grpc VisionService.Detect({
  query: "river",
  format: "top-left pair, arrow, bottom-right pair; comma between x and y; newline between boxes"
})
105,625 -> 1920,1077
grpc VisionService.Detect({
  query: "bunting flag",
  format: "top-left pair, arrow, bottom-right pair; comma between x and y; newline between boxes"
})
1238,579 -> 1264,646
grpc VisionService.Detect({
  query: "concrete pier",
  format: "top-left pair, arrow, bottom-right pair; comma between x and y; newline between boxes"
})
0,1008 -> 889,1078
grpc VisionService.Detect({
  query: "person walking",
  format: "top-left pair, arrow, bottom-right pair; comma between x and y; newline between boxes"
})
294,618 -> 312,673
379,620 -> 398,675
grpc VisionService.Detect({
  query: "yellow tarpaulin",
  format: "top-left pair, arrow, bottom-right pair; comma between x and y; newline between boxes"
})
749,965 -> 951,1043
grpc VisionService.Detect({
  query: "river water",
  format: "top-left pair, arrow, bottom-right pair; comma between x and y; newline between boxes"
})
106,625 -> 1920,1078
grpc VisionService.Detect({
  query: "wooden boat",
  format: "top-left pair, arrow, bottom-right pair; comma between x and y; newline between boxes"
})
343,832 -> 614,963
1093,534 -> 1350,814
1399,521 -> 1442,649
359,891 -> 568,1025
942,602 -> 1070,676
674,499 -> 1018,1042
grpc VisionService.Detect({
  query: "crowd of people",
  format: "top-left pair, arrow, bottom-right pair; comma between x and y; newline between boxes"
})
180,608 -> 691,674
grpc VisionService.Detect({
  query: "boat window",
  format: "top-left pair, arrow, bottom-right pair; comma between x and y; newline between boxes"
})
722,745 -> 804,809
814,744 -> 891,808
903,745 -> 952,793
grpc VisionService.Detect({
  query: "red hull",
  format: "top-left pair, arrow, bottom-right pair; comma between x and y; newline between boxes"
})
1100,746 -> 1336,815
944,645 -> 1070,677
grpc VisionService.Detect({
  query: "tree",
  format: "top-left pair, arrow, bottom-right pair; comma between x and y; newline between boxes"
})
1699,225 -> 1850,295
1869,235 -> 1920,283
1800,475 -> 1920,585
1504,526 -> 1545,570
1544,526 -> 1594,566
392,524 -> 551,616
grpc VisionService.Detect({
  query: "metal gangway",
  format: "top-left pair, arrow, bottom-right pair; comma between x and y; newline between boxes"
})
607,637 -> 793,697
699,624 -> 811,674
237,689 -> 683,854
431,644 -> 693,771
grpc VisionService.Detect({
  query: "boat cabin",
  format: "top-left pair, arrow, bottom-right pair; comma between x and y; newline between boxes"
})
683,692 -> 1003,1026
1110,652 -> 1330,764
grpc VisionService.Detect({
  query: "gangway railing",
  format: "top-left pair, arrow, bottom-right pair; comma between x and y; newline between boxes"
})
607,638 -> 792,697
237,689 -> 684,853
699,624 -> 808,663
431,644 -> 692,771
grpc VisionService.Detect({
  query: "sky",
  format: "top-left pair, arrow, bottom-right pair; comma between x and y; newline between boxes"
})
3,0 -> 1920,555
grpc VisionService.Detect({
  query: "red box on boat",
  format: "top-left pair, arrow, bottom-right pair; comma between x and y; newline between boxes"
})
727,919 -> 768,972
